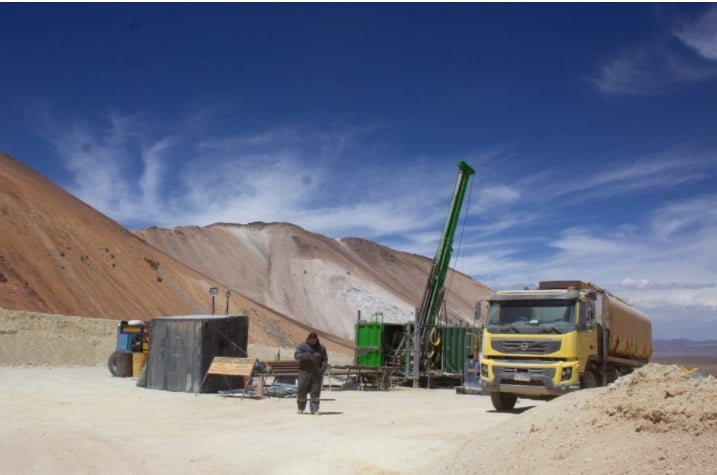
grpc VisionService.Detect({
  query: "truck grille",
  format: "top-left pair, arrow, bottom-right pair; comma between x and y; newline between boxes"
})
491,339 -> 561,354
495,367 -> 556,384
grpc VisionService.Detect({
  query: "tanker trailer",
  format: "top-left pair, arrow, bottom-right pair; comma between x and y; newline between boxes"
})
479,281 -> 651,411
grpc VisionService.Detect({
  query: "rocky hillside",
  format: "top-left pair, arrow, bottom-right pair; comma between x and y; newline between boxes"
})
1,152 -> 490,351
0,153 -> 351,352
136,223 -> 492,341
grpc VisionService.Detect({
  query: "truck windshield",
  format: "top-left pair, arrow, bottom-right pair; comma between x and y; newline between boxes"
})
486,300 -> 576,333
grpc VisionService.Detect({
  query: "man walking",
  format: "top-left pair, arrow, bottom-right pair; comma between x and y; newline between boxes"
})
294,332 -> 328,414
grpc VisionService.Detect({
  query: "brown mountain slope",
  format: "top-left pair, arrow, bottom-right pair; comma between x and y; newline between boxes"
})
136,222 -> 493,341
0,153 -> 351,353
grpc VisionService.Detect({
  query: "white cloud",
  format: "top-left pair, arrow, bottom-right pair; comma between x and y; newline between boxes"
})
138,138 -> 173,213
52,117 -> 137,220
39,110 -> 466,250
649,193 -> 717,241
548,227 -> 633,256
461,193 -> 717,339
674,5 -> 717,61
475,185 -> 520,209
513,151 -> 715,209
592,6 -> 717,95
592,47 -> 717,95
34,106 -> 717,340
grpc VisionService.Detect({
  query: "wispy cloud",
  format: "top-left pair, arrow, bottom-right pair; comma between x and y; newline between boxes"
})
49,113 -> 140,220
649,193 -> 717,241
446,145 -> 717,339
592,44 -> 717,95
31,105 -> 717,339
474,185 -> 521,209
500,148 -> 716,211
673,5 -> 717,61
592,6 -> 717,95
462,193 -> 717,338
37,109 -> 468,249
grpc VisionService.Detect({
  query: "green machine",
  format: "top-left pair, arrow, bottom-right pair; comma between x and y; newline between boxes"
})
354,161 -> 479,386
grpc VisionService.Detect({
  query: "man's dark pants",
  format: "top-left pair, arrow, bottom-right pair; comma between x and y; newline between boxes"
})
297,370 -> 322,413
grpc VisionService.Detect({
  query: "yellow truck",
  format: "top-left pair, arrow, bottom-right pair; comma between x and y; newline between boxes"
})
480,281 -> 651,410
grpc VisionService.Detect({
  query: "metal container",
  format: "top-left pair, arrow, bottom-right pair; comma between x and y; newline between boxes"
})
147,315 -> 248,393
440,326 -> 480,375
354,322 -> 406,367
604,295 -> 652,360
355,321 -> 383,367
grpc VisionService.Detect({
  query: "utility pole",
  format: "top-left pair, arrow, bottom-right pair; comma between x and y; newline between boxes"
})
209,287 -> 218,315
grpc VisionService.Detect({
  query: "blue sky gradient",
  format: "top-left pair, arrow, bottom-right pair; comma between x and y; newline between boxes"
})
1,3 -> 716,339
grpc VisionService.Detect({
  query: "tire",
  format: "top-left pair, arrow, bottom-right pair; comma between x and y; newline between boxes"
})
604,367 -> 620,385
581,368 -> 600,389
108,351 -> 132,377
490,391 -> 517,411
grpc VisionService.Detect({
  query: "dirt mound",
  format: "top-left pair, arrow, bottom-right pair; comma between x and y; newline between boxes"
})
0,309 -> 116,366
588,364 -> 717,436
0,308 -> 353,368
439,364 -> 716,474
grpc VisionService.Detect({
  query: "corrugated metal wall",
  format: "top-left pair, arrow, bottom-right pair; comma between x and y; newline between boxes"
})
147,315 -> 248,393
441,326 -> 480,375
354,322 -> 383,367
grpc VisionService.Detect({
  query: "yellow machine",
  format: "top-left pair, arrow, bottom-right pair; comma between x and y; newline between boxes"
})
108,320 -> 149,377
480,281 -> 651,410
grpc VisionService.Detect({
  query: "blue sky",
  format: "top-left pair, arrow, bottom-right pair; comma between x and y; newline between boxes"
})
1,3 -> 716,340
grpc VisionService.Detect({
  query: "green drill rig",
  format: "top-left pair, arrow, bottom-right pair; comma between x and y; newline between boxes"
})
354,161 -> 477,387
416,160 -> 475,374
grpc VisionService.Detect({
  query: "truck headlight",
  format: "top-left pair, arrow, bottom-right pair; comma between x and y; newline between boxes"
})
561,367 -> 572,381
480,364 -> 488,378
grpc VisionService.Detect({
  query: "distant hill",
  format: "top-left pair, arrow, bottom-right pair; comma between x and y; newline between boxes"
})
0,152 -> 491,353
0,152 -> 351,352
8,151 -> 711,364
136,223 -> 492,341
652,339 -> 717,357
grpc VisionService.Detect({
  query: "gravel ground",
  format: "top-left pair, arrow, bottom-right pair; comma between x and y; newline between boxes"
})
2,308 -> 716,474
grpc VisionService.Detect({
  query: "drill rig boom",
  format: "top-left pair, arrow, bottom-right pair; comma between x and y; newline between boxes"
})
417,161 -> 475,371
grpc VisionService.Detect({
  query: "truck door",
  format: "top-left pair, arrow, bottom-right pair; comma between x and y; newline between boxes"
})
576,301 -> 598,372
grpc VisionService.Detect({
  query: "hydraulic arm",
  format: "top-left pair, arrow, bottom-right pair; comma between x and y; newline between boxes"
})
418,161 -> 475,370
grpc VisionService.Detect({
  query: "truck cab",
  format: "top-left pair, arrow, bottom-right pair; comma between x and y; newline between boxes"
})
479,281 -> 650,411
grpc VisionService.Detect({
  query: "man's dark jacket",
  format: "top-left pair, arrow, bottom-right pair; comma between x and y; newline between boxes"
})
294,341 -> 328,373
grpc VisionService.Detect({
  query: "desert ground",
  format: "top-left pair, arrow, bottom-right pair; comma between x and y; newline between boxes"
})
1,309 -> 716,475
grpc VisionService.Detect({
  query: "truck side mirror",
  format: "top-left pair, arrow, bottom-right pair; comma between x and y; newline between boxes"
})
586,303 -> 595,330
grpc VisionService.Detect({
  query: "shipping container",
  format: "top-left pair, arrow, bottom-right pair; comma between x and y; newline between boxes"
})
440,326 -> 481,375
146,315 -> 248,393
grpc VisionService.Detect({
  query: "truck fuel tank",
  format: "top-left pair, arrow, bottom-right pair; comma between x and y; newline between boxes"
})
604,294 -> 652,360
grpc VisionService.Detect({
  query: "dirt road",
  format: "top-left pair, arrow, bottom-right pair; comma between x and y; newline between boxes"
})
0,366 -> 523,475
2,310 -> 715,474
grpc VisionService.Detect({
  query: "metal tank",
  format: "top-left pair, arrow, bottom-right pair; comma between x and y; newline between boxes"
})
604,294 -> 652,361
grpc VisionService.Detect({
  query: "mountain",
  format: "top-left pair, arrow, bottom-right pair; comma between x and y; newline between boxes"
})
0,152 -> 351,352
136,223 -> 493,341
0,151 -> 489,353
652,339 -> 717,357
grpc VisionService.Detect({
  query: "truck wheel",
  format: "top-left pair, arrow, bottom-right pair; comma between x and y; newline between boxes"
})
108,351 -> 132,377
604,367 -> 620,384
581,369 -> 600,389
490,392 -> 517,411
